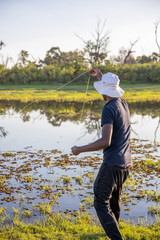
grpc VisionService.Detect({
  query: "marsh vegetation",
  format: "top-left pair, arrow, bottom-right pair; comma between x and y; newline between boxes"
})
0,96 -> 160,239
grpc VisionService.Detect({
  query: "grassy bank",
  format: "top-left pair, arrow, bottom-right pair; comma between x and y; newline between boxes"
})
0,212 -> 159,240
0,83 -> 160,103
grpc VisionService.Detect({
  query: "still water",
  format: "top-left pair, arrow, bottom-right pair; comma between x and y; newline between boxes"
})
0,100 -> 159,224
0,100 -> 160,151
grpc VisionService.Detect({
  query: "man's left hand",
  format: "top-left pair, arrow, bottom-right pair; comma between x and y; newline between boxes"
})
71,146 -> 80,155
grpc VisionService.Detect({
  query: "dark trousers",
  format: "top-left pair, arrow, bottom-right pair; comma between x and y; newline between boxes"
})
94,164 -> 129,240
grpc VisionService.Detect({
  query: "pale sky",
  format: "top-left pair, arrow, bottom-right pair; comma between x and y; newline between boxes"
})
0,0 -> 160,65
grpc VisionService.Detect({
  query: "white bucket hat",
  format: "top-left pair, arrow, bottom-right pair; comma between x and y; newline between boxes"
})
94,72 -> 124,98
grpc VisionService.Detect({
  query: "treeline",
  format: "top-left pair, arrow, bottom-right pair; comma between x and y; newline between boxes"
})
0,61 -> 160,84
1,18 -> 160,84
0,47 -> 160,84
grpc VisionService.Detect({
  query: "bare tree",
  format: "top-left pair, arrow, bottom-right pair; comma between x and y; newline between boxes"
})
112,47 -> 128,64
0,55 -> 13,68
154,19 -> 160,54
0,41 -> 5,50
112,39 -> 139,64
75,18 -> 110,65
154,19 -> 160,55
123,39 -> 139,64
154,116 -> 160,143
0,41 -> 13,67
0,127 -> 7,138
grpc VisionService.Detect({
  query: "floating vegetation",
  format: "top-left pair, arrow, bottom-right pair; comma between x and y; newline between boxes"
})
62,176 -> 72,185
145,190 -> 160,202
148,204 -> 160,216
0,138 -> 159,224
75,176 -> 83,185
0,207 -> 6,215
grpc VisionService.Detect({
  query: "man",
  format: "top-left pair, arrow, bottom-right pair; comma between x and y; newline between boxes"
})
71,69 -> 131,240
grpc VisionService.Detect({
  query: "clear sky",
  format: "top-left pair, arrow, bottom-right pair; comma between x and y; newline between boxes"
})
0,0 -> 160,64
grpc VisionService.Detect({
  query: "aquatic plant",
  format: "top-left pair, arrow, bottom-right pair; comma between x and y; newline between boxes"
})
62,176 -> 72,185
75,176 -> 83,185
0,207 -> 6,215
0,137 -> 159,225
13,207 -> 19,215
148,204 -> 160,216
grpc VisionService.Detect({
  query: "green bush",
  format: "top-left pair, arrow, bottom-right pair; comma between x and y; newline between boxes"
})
0,62 -> 160,84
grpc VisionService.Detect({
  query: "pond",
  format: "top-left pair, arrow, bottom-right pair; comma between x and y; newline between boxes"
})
0,100 -> 160,224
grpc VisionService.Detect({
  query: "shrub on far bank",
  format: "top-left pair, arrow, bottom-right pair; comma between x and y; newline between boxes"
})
0,62 -> 160,84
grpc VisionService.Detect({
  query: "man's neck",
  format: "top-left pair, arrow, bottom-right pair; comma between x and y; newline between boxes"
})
107,96 -> 118,102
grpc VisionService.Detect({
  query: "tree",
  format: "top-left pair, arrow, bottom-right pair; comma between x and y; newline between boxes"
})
0,55 -> 13,68
76,18 -> 110,65
0,41 -> 5,50
41,47 -> 86,74
123,39 -> 138,64
112,47 -> 128,64
136,52 -> 160,63
42,47 -> 62,66
0,40 -> 15,67
17,50 -> 29,66
154,19 -> 160,55
61,50 -> 86,74
136,55 -> 152,64
151,52 -> 160,62
112,39 -> 138,64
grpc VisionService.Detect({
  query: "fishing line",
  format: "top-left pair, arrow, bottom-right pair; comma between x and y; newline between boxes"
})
80,75 -> 90,118
54,70 -> 88,91
20,70 -> 88,112
74,75 -> 91,143
20,100 -> 37,112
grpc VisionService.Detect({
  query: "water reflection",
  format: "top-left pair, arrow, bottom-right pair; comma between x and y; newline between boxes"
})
0,100 -> 160,119
0,100 -> 160,151
1,100 -> 160,129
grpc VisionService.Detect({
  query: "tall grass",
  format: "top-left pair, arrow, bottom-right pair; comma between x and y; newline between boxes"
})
0,211 -> 159,240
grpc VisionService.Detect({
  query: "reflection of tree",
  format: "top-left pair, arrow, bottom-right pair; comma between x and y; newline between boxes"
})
0,127 -> 7,138
36,101 -> 103,127
130,112 -> 160,143
85,115 -> 101,137
77,115 -> 101,141
47,114 -> 62,126
129,102 -> 160,119
130,124 -> 139,138
22,114 -> 30,122
0,100 -> 160,139
154,116 -> 160,143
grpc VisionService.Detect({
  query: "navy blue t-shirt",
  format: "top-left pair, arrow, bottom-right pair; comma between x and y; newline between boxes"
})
101,97 -> 131,167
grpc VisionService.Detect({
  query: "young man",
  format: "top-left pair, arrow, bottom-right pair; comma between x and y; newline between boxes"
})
71,69 -> 131,240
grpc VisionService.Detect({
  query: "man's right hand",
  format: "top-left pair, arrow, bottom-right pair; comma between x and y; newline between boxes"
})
88,69 -> 99,76
88,69 -> 102,80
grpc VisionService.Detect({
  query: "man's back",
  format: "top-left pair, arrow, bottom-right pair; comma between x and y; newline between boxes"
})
101,97 -> 131,166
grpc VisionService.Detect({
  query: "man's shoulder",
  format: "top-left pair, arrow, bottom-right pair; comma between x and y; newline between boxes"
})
119,98 -> 129,110
102,100 -> 117,116
120,97 -> 127,104
103,98 -> 120,110
103,98 -> 129,115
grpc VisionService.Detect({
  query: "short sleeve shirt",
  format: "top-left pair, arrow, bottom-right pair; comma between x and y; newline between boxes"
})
101,98 -> 131,166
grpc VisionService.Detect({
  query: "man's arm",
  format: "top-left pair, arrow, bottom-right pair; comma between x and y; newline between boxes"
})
88,69 -> 102,81
71,124 -> 113,155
